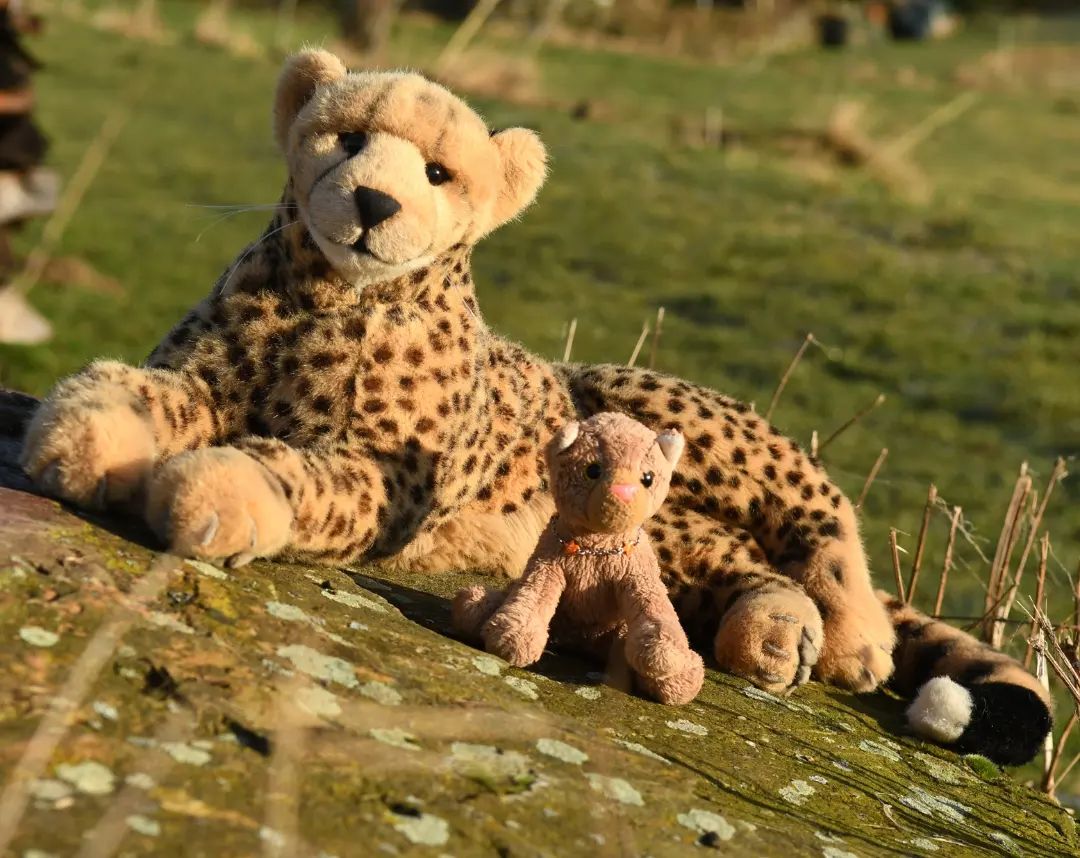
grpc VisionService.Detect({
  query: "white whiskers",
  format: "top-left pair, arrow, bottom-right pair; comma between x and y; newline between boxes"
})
187,202 -> 295,243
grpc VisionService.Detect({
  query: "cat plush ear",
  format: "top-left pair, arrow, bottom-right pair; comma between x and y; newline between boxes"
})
550,421 -> 580,455
274,49 -> 348,150
656,430 -> 685,466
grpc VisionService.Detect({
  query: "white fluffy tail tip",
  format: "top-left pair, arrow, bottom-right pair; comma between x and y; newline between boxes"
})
907,676 -> 973,743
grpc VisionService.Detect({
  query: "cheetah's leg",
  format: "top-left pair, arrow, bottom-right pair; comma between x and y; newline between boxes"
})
777,495 -> 896,692
145,435 -> 431,567
652,512 -> 823,696
22,360 -> 228,509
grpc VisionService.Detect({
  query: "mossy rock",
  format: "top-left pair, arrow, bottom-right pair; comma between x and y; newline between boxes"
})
0,391 -> 1074,857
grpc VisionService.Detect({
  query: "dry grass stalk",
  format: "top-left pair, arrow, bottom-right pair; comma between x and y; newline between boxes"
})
0,557 -> 176,852
1074,558 -> 1080,664
627,322 -> 649,367
561,317 -> 577,363
648,306 -> 665,370
764,332 -> 814,422
264,685 -> 308,857
809,430 -> 818,459
981,465 -> 1031,642
933,504 -> 962,617
1043,710 -> 1078,795
1023,534 -> 1051,668
75,708 -> 192,858
890,528 -> 906,603
435,0 -> 505,76
8,92 -> 136,301
906,483 -> 938,604
1026,601 -> 1080,711
817,392 -> 885,455
855,447 -> 888,511
885,90 -> 980,160
993,458 -> 1067,647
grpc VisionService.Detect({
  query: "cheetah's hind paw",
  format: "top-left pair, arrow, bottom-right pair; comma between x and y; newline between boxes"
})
712,587 -> 823,696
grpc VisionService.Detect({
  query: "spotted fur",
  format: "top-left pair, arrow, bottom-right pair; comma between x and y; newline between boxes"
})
19,52 -> 1047,760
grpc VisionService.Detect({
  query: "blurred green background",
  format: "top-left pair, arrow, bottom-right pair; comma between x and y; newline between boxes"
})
1,0 -> 1078,791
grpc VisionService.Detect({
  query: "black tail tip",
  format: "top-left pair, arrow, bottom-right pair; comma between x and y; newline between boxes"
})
955,682 -> 1052,767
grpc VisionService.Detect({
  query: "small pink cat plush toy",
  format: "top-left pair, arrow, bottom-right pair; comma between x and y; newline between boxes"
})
453,412 -> 704,705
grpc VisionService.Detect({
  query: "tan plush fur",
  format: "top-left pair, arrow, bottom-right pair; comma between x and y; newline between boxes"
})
452,413 -> 705,705
22,49 -> 1030,711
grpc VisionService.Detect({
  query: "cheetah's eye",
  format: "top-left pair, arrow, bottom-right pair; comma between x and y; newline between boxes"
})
641,472 -> 654,488
585,462 -> 602,480
425,162 -> 451,185
339,131 -> 368,158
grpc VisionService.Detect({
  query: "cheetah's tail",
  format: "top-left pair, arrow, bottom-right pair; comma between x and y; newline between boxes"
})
878,591 -> 1052,766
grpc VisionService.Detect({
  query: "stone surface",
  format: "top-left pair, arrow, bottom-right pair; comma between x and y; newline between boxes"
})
0,390 -> 1075,856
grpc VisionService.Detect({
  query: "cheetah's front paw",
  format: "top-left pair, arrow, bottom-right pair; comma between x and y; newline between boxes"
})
713,587 -> 823,696
146,448 -> 293,567
21,392 -> 156,509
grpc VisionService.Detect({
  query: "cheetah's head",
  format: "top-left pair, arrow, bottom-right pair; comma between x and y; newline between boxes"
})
274,50 -> 547,288
546,412 -> 684,536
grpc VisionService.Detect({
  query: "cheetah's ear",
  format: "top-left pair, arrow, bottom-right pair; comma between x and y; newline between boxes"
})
656,430 -> 685,467
550,421 -> 580,455
489,128 -> 548,229
274,49 -> 348,150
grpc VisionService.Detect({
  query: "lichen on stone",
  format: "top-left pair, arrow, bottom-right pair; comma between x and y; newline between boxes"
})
585,773 -> 644,806
536,738 -> 588,765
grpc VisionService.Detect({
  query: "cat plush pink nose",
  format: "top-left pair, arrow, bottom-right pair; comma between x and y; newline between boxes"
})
610,483 -> 639,503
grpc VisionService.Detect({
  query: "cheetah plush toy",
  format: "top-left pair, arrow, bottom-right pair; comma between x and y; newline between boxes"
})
454,413 -> 705,705
21,49 -> 1050,764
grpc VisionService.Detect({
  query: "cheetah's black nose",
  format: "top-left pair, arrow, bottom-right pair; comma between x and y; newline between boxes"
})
354,186 -> 401,231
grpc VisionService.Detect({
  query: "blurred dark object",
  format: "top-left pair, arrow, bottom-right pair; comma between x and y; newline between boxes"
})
888,0 -> 954,41
817,13 -> 849,48
0,0 -> 55,345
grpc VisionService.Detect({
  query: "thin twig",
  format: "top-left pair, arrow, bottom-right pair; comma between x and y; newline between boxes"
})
982,466 -> 1031,643
765,332 -> 814,422
1056,747 -> 1080,788
855,447 -> 888,511
906,484 -> 938,604
886,90 -> 981,159
817,393 -> 885,455
1043,711 -> 1078,795
890,528 -> 906,603
627,322 -> 649,367
994,458 -> 1067,646
8,87 -> 139,300
648,306 -> 664,370
561,317 -> 577,363
435,0 -> 504,74
0,558 -> 176,853
1073,557 -> 1080,665
264,683 -> 308,857
934,505 -> 962,617
1024,534 -> 1051,669
1024,601 -> 1080,711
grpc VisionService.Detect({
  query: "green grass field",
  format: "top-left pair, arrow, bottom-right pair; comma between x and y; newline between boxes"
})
3,5 -> 1079,642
